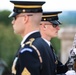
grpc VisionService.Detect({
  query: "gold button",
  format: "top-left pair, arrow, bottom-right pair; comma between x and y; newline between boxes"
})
22,9 -> 26,12
44,18 -> 46,21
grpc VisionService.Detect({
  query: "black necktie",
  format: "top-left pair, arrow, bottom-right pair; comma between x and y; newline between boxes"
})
50,45 -> 57,60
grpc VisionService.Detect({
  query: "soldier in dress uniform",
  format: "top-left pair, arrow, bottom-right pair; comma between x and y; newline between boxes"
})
38,11 -> 76,75
39,11 -> 68,75
9,0 -> 45,75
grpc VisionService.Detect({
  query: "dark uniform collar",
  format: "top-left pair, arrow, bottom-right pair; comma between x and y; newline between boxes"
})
21,31 -> 41,46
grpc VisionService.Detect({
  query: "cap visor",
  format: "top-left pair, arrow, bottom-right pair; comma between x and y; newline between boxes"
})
50,20 -> 61,25
8,12 -> 19,18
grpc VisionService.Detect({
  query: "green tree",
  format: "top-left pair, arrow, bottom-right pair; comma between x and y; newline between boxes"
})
51,37 -> 61,56
0,10 -> 12,26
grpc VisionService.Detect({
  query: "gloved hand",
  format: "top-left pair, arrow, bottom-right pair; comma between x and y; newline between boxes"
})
70,48 -> 76,56
65,70 -> 76,75
66,47 -> 76,70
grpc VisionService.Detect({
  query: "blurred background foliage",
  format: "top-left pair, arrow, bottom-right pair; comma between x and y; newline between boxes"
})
0,10 -> 76,74
0,25 -> 22,68
0,10 -> 22,74
0,10 -> 12,26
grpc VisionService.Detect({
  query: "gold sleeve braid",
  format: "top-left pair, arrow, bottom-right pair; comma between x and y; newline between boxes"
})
30,44 -> 42,63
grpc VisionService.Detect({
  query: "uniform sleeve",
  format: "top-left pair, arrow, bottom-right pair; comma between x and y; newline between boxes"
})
19,48 -> 41,75
57,60 -> 68,74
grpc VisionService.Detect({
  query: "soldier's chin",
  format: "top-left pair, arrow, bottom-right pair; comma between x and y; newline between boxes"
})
53,35 -> 58,38
54,36 -> 57,38
52,35 -> 57,38
14,31 -> 18,34
54,34 -> 58,36
14,31 -> 20,35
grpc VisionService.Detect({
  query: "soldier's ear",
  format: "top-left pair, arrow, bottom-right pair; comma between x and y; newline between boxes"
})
24,15 -> 29,24
43,25 -> 47,31
44,25 -> 47,28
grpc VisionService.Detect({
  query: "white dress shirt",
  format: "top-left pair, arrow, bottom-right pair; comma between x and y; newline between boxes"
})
42,38 -> 51,46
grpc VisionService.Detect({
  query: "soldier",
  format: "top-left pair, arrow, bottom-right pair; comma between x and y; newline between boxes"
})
38,11 -> 76,75
9,0 -> 45,75
33,11 -> 67,75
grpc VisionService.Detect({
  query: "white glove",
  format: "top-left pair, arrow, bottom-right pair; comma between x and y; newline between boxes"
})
70,48 -> 76,56
65,70 -> 76,75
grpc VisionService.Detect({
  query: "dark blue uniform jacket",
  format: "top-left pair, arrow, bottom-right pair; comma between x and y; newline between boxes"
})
12,33 -> 68,75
